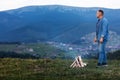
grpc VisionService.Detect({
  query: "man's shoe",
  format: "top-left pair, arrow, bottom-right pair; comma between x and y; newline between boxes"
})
102,63 -> 108,67
96,63 -> 102,68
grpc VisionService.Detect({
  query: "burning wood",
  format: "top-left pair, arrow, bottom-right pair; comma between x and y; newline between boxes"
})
70,56 -> 87,68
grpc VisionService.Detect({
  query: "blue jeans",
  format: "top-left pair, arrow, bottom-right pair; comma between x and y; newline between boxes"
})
98,40 -> 107,64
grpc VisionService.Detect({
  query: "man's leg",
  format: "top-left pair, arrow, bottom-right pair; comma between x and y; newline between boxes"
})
102,41 -> 107,65
98,42 -> 105,65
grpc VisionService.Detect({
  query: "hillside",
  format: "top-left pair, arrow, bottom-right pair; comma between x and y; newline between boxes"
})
108,50 -> 120,60
0,5 -> 120,43
0,58 -> 120,80
0,43 -> 66,59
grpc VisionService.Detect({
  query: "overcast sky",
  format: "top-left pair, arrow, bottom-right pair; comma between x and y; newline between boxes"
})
0,0 -> 120,11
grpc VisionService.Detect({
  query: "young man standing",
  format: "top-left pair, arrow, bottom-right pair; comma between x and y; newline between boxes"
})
94,10 -> 109,67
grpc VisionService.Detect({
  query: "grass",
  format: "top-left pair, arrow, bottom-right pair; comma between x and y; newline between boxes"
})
0,58 -> 120,80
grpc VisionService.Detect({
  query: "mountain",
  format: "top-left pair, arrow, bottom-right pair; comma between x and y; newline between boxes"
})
0,12 -> 24,34
0,5 -> 120,43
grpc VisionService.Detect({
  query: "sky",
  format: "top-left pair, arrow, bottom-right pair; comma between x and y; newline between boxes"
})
0,0 -> 120,11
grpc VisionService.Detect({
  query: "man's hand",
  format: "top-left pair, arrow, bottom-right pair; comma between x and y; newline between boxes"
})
94,37 -> 97,42
100,37 -> 104,43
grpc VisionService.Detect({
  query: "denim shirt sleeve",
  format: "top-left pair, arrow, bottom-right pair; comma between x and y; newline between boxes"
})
101,19 -> 108,38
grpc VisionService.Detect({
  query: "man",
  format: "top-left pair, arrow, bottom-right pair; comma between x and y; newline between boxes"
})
94,10 -> 109,67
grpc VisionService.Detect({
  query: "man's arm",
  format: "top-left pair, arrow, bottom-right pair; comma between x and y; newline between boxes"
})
100,20 -> 108,43
101,20 -> 108,38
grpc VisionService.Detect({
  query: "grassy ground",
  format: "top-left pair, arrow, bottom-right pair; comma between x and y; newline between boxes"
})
0,58 -> 120,80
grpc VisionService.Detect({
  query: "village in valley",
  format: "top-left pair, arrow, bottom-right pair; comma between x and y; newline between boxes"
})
47,31 -> 120,58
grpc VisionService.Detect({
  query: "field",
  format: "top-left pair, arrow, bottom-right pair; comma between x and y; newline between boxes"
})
0,58 -> 120,80
0,43 -> 66,59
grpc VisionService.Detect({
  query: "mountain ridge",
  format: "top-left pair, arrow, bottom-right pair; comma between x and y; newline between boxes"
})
0,5 -> 120,43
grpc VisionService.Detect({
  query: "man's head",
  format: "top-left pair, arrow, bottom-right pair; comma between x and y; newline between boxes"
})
96,10 -> 104,19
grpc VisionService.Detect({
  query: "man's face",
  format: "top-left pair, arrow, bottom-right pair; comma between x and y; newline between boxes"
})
96,11 -> 102,18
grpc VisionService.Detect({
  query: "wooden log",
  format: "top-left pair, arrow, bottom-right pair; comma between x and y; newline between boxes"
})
70,56 -> 87,68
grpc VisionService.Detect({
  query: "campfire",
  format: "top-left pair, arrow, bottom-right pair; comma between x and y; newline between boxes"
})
70,56 -> 87,68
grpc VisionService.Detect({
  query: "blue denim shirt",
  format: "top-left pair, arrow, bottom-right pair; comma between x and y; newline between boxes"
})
96,17 -> 109,41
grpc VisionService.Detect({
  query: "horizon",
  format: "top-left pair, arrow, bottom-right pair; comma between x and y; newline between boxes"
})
0,0 -> 120,11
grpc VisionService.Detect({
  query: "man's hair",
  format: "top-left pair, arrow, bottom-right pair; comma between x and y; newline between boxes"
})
98,10 -> 104,15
